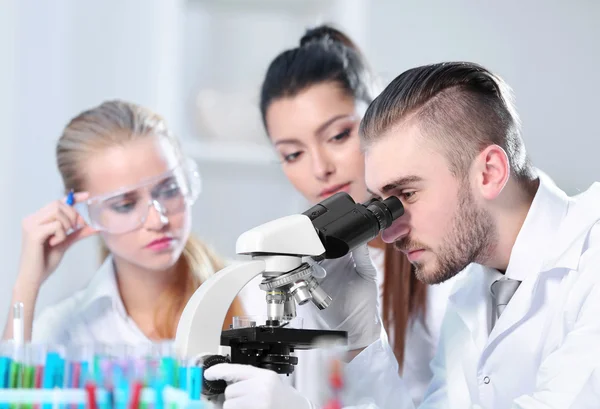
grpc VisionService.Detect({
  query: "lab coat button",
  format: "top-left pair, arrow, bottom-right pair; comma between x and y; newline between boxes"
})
483,376 -> 490,384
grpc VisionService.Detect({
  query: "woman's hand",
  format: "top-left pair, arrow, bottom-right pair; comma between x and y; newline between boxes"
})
3,192 -> 99,342
17,192 -> 97,287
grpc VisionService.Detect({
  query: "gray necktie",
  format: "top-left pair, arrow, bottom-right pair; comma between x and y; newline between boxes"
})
490,277 -> 521,329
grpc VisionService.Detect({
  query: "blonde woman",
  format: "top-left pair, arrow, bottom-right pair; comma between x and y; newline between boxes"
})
3,100 -> 244,344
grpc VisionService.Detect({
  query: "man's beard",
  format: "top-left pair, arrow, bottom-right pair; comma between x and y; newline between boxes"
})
395,183 -> 497,285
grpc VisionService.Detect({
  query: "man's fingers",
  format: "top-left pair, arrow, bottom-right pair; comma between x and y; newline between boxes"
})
222,396 -> 252,409
204,363 -> 268,383
224,379 -> 262,400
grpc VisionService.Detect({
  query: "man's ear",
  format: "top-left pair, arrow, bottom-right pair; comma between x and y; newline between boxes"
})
472,144 -> 510,200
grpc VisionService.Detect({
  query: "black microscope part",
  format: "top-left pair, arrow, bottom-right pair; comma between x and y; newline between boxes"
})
220,326 -> 347,376
201,354 -> 231,396
303,192 -> 404,259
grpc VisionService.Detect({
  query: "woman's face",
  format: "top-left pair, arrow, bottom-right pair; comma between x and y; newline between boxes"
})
81,135 -> 192,272
265,82 -> 370,205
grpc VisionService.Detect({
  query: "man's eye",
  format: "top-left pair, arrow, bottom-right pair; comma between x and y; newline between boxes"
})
402,192 -> 416,200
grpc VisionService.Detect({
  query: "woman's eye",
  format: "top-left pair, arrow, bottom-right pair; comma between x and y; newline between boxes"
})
157,184 -> 181,198
402,191 -> 416,200
111,201 -> 136,213
283,151 -> 302,163
330,129 -> 351,142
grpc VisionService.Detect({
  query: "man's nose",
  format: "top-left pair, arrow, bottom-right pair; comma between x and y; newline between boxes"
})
381,216 -> 409,243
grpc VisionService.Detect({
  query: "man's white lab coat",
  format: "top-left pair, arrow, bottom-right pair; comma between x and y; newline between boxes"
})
345,174 -> 600,409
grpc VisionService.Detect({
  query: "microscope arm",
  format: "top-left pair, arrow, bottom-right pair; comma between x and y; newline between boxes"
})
174,260 -> 266,360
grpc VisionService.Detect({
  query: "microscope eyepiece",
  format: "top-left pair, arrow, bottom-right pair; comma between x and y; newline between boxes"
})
302,192 -> 404,259
365,195 -> 405,230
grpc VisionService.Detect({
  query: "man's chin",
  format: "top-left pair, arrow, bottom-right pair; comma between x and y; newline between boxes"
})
414,263 -> 457,285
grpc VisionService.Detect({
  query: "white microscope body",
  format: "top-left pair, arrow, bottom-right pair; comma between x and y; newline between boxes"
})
174,213 -> 327,361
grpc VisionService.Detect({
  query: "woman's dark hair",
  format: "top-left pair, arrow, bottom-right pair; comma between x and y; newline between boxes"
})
259,24 -> 374,131
259,24 -> 430,372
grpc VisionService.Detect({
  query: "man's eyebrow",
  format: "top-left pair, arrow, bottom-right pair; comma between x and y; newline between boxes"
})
380,175 -> 423,194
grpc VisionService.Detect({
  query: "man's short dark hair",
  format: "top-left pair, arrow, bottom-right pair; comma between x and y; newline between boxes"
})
360,62 -> 534,182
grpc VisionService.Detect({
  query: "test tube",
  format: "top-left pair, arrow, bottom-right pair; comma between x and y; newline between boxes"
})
64,345 -> 95,409
177,357 -> 187,393
40,344 -> 66,409
18,345 -> 39,409
0,342 -> 14,409
27,344 -> 47,409
107,344 -> 135,409
179,358 -> 201,401
9,341 -> 24,409
0,341 -> 13,390
157,342 -> 177,388
12,304 -> 24,346
28,344 -> 46,390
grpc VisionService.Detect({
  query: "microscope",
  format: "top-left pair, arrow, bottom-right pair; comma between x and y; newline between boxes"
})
174,191 -> 403,398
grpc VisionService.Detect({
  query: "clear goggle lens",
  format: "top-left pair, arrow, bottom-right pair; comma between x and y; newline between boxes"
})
74,159 -> 201,235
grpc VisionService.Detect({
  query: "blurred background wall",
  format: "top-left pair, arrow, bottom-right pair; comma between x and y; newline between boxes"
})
0,0 -> 598,329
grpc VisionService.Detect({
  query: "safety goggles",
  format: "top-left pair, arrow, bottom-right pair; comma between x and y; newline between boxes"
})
74,159 -> 201,235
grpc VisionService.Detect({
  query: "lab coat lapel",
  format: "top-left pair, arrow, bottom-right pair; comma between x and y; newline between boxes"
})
447,265 -> 492,352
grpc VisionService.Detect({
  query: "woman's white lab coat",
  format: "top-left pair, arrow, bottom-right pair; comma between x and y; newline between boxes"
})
344,175 -> 600,409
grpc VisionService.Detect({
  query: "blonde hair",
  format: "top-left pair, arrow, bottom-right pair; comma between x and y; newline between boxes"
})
57,100 -> 244,338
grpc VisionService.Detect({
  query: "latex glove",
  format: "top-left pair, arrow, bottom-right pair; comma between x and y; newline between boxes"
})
311,244 -> 381,350
204,363 -> 314,409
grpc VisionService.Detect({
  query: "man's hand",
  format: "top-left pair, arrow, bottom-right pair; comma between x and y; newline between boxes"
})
204,364 -> 314,409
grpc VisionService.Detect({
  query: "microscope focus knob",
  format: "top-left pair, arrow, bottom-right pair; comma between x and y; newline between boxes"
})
202,355 -> 231,396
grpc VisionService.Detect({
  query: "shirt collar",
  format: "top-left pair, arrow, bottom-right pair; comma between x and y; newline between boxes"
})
504,171 -> 570,280
79,255 -> 128,318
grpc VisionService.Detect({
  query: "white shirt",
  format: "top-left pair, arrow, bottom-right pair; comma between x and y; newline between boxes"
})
32,256 -> 151,345
346,173 -> 600,409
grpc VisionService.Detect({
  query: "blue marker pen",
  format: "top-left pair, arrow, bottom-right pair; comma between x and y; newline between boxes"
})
66,189 -> 75,206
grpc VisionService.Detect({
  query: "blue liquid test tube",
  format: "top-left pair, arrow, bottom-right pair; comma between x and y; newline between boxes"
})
0,341 -> 14,409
